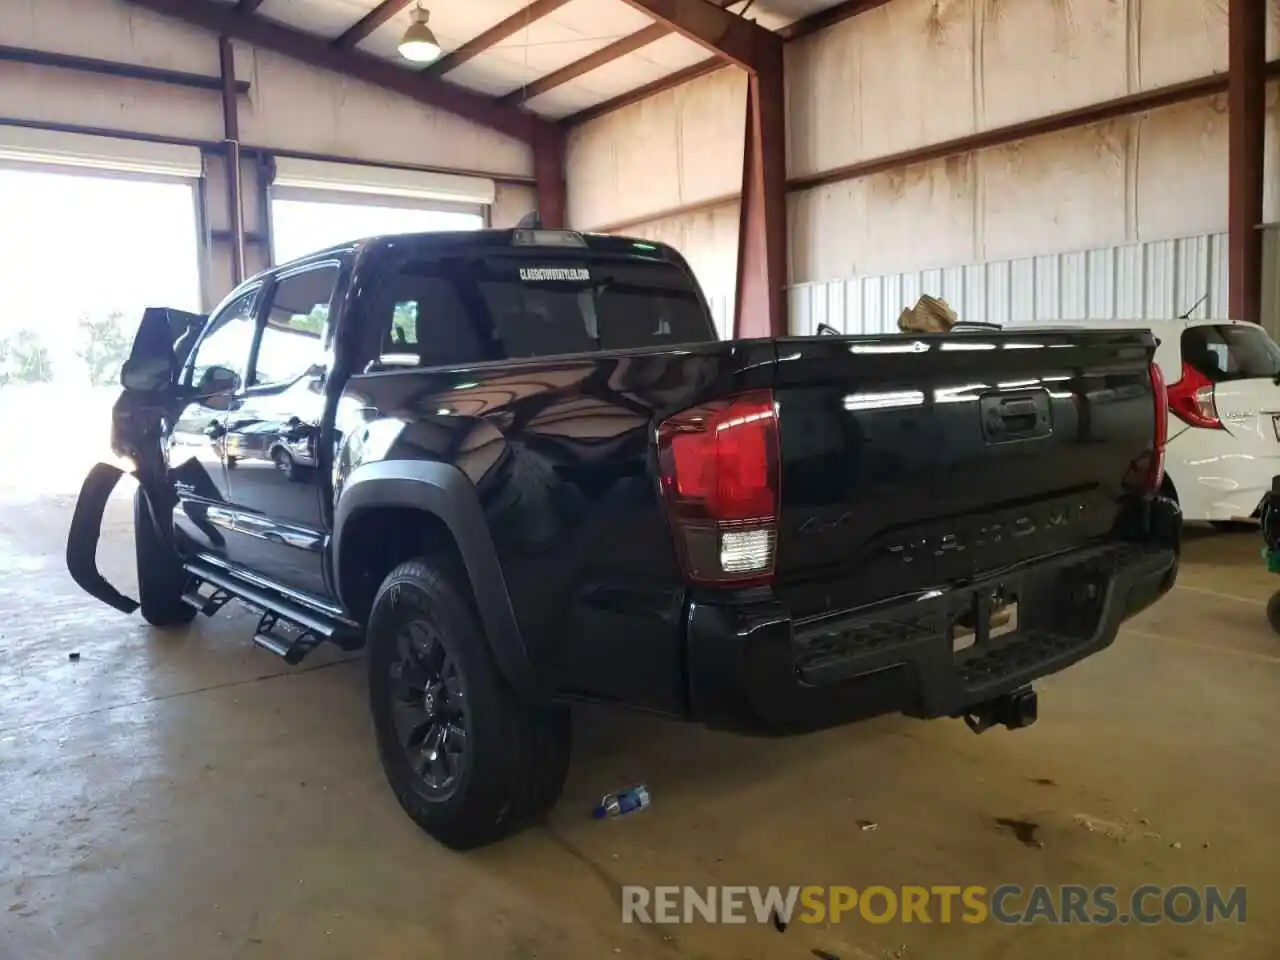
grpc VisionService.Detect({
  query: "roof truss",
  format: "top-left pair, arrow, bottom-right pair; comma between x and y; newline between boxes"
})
122,0 -> 545,142
129,0 -> 880,133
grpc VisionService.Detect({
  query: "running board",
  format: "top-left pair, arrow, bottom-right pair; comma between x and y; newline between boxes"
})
181,586 -> 234,617
183,558 -> 362,662
253,612 -> 323,666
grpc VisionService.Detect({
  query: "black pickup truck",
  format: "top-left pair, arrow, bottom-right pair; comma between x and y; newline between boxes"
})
67,228 -> 1180,849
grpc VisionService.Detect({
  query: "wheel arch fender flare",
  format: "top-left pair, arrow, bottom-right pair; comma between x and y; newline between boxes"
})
333,460 -> 539,701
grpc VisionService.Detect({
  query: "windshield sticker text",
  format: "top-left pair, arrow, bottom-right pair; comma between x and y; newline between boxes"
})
519,267 -> 589,282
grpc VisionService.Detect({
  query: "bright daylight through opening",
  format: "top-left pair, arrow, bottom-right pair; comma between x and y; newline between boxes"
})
0,168 -> 200,493
270,198 -> 482,265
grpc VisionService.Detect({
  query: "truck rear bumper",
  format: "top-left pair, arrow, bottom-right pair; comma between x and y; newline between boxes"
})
685,498 -> 1180,735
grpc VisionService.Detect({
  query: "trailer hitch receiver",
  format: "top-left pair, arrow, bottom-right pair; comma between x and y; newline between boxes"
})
963,687 -> 1038,734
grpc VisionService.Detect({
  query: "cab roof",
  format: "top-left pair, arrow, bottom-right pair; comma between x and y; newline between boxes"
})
271,229 -> 680,276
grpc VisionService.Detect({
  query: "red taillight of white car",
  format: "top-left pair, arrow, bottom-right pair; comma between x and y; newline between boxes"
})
1146,360 -> 1169,495
1166,360 -> 1223,429
656,390 -> 780,586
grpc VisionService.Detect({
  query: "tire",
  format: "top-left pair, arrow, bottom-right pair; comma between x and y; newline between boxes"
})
366,559 -> 570,850
134,489 -> 197,628
225,456 -> 238,470
1268,592 -> 1280,637
273,448 -> 302,483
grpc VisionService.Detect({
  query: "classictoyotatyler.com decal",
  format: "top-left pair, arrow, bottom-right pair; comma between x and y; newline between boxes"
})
519,266 -> 590,281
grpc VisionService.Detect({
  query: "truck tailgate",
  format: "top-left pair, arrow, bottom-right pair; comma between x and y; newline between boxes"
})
771,329 -> 1158,618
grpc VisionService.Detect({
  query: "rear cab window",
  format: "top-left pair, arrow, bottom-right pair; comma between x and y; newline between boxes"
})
1181,324 -> 1280,382
368,247 -> 717,370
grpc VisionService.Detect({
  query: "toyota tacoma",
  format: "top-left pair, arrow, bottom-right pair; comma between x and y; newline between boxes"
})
67,227 -> 1180,848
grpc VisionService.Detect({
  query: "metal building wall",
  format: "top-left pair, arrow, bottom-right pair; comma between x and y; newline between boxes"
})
0,0 -> 533,178
784,0 -> 1280,289
620,200 -> 741,338
565,68 -> 746,231
1262,227 -> 1280,339
564,68 -> 746,334
789,232 -> 1245,336
563,0 -> 1280,340
492,183 -> 539,228
782,0 -> 1280,338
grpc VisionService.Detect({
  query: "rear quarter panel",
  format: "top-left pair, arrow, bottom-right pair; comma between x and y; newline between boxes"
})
334,342 -> 774,714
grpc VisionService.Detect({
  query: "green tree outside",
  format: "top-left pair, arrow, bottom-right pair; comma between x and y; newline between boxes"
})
77,311 -> 132,387
0,329 -> 54,386
391,301 -> 417,346
290,305 -> 330,336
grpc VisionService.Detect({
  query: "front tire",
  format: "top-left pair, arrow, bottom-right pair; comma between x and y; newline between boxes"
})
134,489 -> 197,628
273,448 -> 302,482
366,559 -> 569,850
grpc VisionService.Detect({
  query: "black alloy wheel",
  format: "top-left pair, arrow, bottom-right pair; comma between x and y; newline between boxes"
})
389,619 -> 469,798
366,558 -> 570,848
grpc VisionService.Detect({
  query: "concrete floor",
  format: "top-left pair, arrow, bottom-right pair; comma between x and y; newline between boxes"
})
2,485 -> 1278,960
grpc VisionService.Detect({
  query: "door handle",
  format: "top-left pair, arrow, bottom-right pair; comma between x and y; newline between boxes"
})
998,398 -> 1038,419
980,391 -> 1052,443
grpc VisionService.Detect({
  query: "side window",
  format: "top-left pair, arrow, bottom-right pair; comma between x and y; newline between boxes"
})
188,287 -> 259,392
254,265 -> 336,386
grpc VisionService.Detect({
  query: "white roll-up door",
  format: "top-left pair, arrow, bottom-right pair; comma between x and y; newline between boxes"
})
272,156 -> 495,207
0,125 -> 202,180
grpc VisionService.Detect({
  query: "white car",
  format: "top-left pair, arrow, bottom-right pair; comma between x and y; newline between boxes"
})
1007,317 -> 1280,525
1155,319 -> 1280,525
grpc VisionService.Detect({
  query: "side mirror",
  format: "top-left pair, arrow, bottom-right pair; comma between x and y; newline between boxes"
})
196,365 -> 241,410
120,307 -> 208,392
121,355 -> 174,392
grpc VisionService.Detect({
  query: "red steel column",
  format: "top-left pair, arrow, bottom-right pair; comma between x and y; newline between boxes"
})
533,124 -> 568,229
734,41 -> 787,339
1229,0 -> 1265,323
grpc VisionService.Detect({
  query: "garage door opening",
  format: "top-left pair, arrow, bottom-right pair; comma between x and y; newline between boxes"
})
271,196 -> 484,265
0,166 -> 201,492
267,157 -> 491,264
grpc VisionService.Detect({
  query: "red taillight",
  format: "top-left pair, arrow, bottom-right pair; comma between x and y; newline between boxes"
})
1166,360 -> 1222,429
1146,360 -> 1169,495
657,390 -> 780,586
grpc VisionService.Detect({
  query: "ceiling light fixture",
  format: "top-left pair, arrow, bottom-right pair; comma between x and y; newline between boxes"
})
399,3 -> 441,64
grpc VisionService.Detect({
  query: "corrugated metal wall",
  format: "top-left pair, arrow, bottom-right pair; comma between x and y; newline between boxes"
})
788,232 -> 1249,337
1263,228 -> 1280,341
620,199 -> 741,339
705,292 -> 734,339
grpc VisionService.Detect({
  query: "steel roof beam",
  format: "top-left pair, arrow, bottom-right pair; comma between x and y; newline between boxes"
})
123,0 -> 544,143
